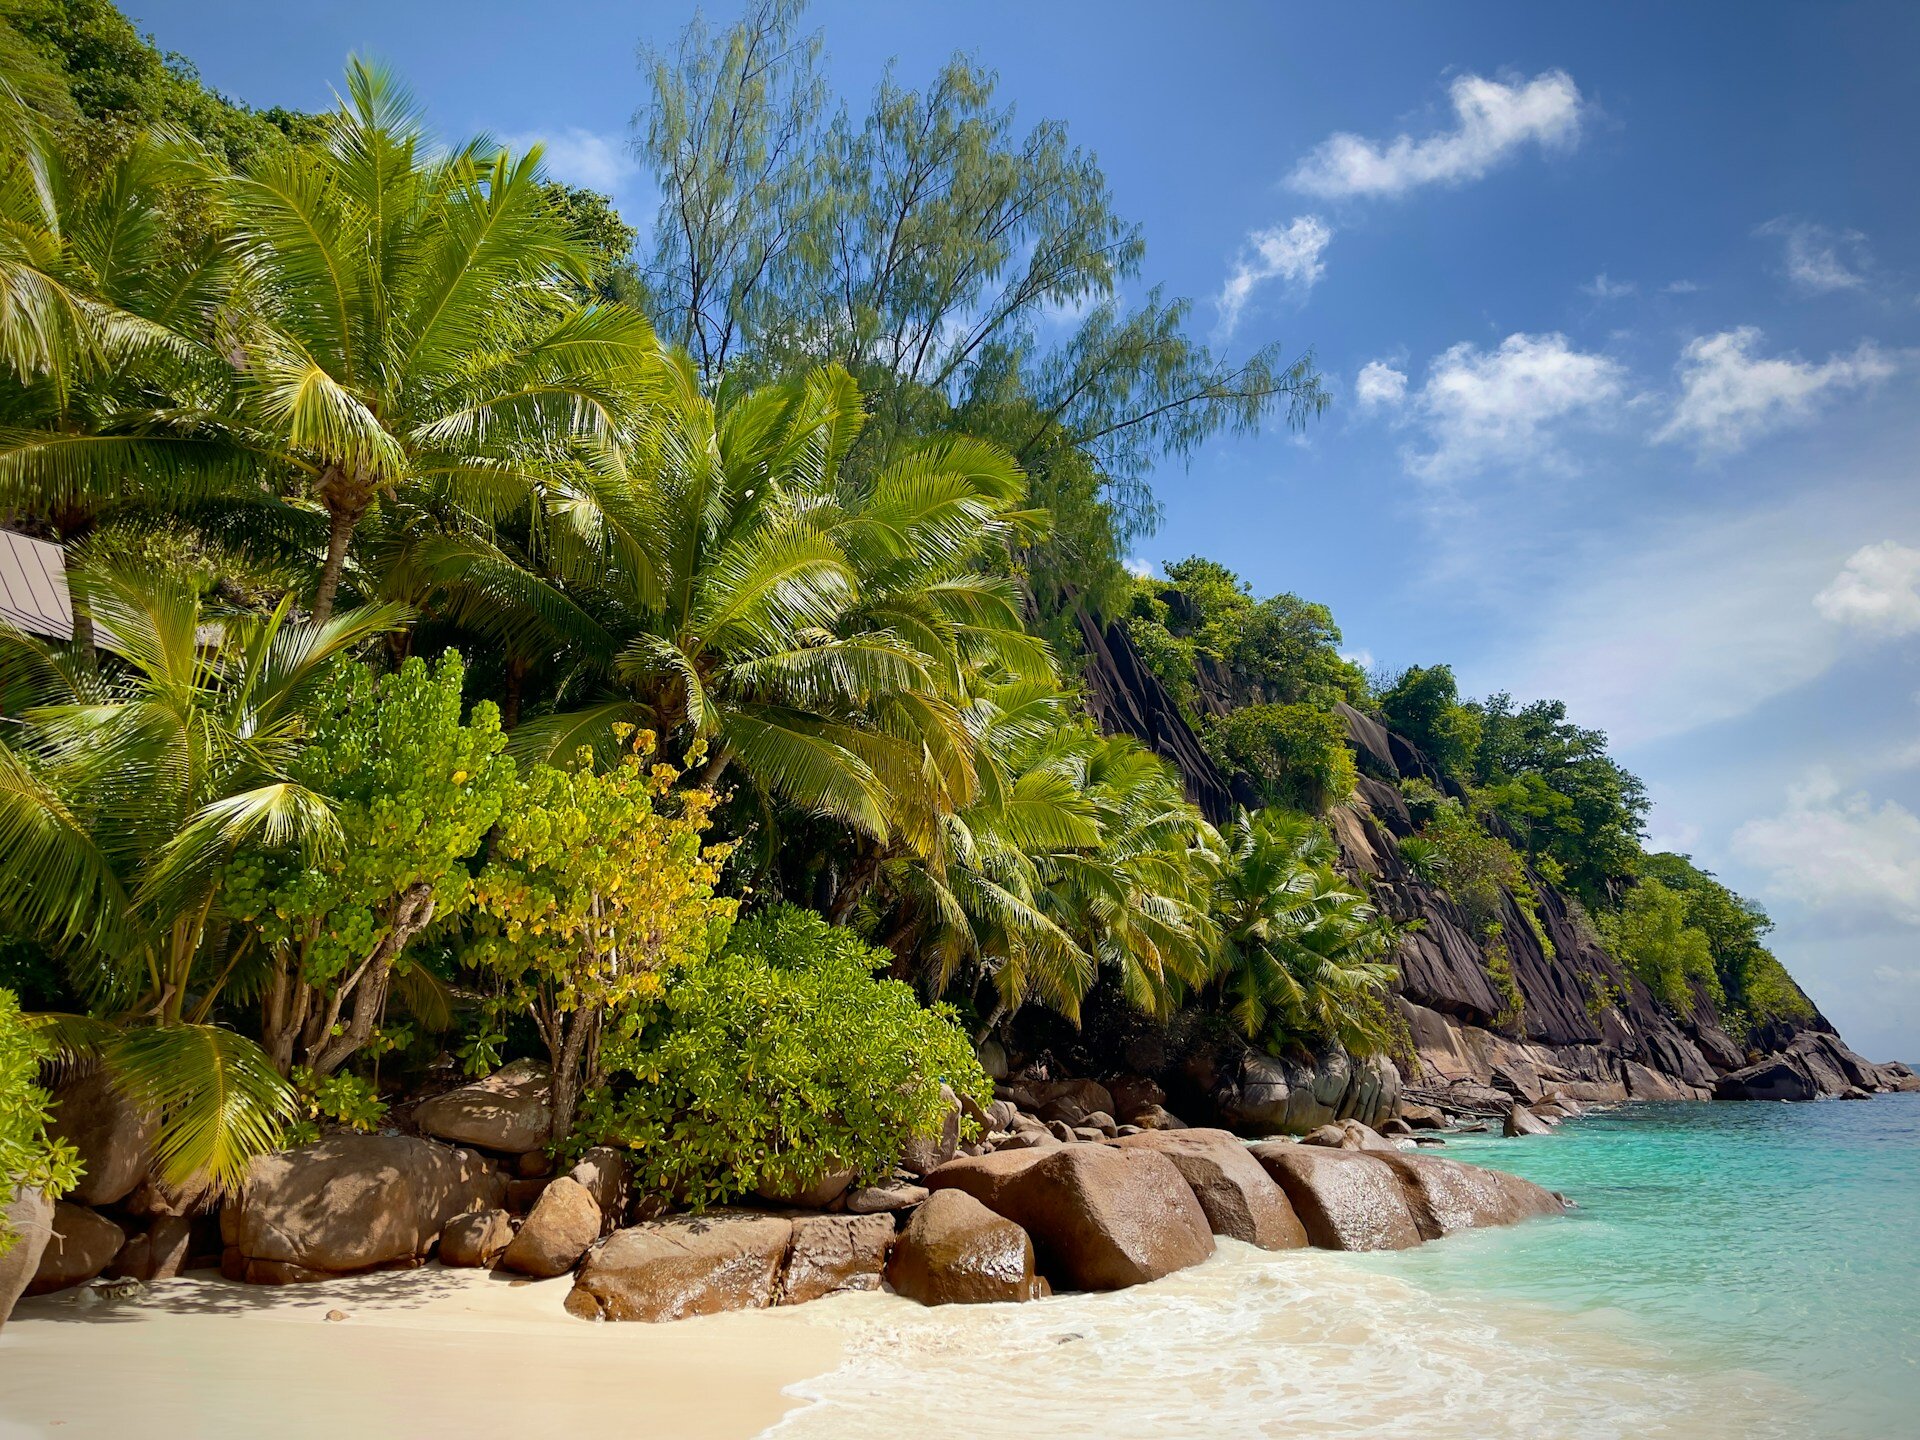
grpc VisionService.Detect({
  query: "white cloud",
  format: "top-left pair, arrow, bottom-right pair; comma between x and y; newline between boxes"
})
1758,217 -> 1872,294
1123,556 -> 1157,578
1662,280 -> 1701,295
1815,540 -> 1920,635
1353,359 -> 1408,412
1216,216 -> 1332,335
1404,332 -> 1627,480
1582,272 -> 1636,301
502,127 -> 639,197
1341,648 -> 1375,671
1654,327 -> 1896,455
1290,70 -> 1585,200
1734,770 -> 1920,928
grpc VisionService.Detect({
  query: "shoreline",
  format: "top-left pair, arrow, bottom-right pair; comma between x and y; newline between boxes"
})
0,1266 -> 841,1440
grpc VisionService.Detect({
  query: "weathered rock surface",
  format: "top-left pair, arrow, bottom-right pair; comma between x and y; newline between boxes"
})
1113,1129 -> 1307,1250
28,1201 -> 126,1295
900,1084 -> 962,1177
780,1213 -> 894,1304
845,1181 -> 929,1214
1,1189 -> 53,1325
1300,1119 -> 1399,1152
500,1177 -> 601,1277
412,1060 -> 553,1154
566,1214 -> 793,1323
886,1188 -> 1041,1306
1214,1046 -> 1400,1134
1503,1104 -> 1553,1137
927,1144 -> 1213,1290
753,1166 -> 855,1210
1248,1144 -> 1423,1252
221,1134 -> 505,1282
49,1068 -> 157,1206
439,1208 -> 513,1268
1715,1058 -> 1817,1102
566,1148 -> 627,1226
1375,1152 -> 1566,1239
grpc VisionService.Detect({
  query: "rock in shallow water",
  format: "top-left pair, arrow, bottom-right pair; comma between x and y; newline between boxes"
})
1112,1129 -> 1307,1251
886,1189 -> 1042,1306
1373,1152 -> 1565,1239
781,1213 -> 894,1304
566,1214 -> 793,1322
926,1144 -> 1213,1291
1247,1144 -> 1423,1252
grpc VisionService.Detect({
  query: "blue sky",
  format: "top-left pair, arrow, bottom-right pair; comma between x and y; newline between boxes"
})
128,1 -> 1920,1060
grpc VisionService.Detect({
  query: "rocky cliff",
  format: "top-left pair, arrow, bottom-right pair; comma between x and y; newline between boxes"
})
1073,616 -> 1916,1122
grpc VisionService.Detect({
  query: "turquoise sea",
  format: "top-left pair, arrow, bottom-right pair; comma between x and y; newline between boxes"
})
771,1093 -> 1920,1439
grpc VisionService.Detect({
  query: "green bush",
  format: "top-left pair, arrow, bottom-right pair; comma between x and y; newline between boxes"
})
576,905 -> 990,1210
1205,702 -> 1357,814
0,988 -> 80,1250
1598,878 -> 1722,1014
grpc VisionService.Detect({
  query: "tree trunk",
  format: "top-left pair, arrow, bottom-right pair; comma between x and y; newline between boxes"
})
548,1007 -> 597,1146
502,656 -> 526,730
303,882 -> 437,1075
310,463 -> 375,628
827,847 -> 881,925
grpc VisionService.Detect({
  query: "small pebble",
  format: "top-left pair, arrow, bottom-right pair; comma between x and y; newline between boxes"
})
325,1309 -> 348,1322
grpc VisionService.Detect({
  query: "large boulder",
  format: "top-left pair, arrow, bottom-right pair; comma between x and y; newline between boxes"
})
900,1084 -> 962,1177
844,1180 -> 929,1214
1503,1104 -> 1553,1138
1715,1057 -> 1818,1102
1113,1129 -> 1307,1250
780,1213 -> 894,1304
927,1144 -> 1213,1291
753,1166 -> 855,1210
499,1177 -> 601,1278
411,1060 -> 552,1154
1247,1144 -> 1423,1251
565,1214 -> 793,1323
1,1189 -> 54,1326
566,1148 -> 627,1229
28,1200 -> 126,1295
886,1188 -> 1042,1306
438,1208 -> 513,1268
48,1068 -> 157,1206
1374,1152 -> 1565,1239
220,1134 -> 505,1282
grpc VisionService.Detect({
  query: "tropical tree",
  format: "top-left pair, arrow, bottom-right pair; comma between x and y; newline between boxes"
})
0,565 -> 402,1187
211,60 -> 662,626
1211,807 -> 1401,1055
510,358 -> 1042,867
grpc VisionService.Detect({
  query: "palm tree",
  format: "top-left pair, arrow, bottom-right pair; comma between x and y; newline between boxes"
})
0,564 -> 403,1188
218,60 -> 661,625
1212,807 -> 1401,1055
511,358 -> 1043,861
889,685 -> 1217,1027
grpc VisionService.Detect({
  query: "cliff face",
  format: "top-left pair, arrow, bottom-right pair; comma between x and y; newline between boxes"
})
1075,616 -> 1915,1116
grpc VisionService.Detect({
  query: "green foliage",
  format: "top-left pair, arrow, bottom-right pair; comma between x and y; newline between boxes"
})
1482,935 -> 1526,1031
1207,702 -> 1357,814
284,1065 -> 385,1147
1211,808 -> 1401,1055
1469,693 -> 1648,905
0,987 -> 80,1245
223,651 -> 516,1076
1597,877 -> 1722,1015
1378,665 -> 1482,777
463,732 -> 737,1142
1635,852 -> 1812,1036
577,905 -> 989,1210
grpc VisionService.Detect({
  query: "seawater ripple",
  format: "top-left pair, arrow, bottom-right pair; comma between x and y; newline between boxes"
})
764,1095 -> 1920,1440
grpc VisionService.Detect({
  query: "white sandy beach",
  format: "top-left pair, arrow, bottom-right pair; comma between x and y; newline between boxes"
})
0,1266 -> 842,1440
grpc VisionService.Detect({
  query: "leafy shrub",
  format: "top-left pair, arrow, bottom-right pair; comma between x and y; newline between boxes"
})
1205,702 -> 1357,813
1598,878 -> 1722,1014
285,1067 -> 386,1146
577,905 -> 989,1210
1399,780 -> 1552,959
0,988 -> 80,1250
1378,664 -> 1482,776
463,731 -> 736,1144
